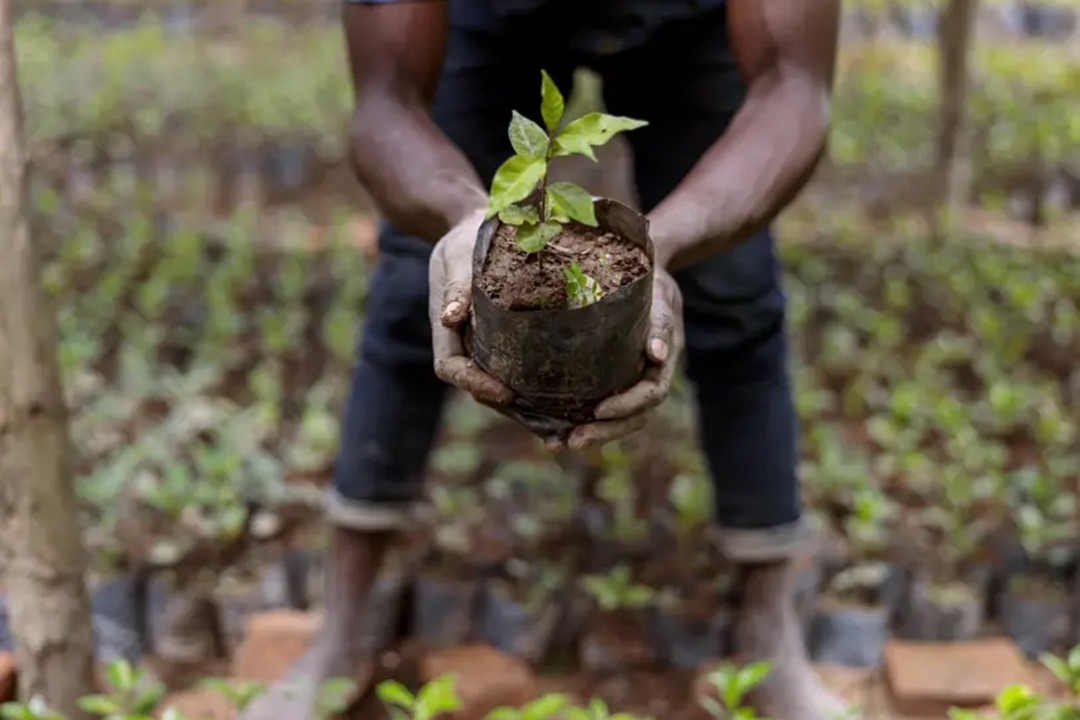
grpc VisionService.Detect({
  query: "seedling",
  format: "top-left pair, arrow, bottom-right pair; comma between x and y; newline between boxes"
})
314,678 -> 358,720
377,676 -> 462,720
947,684 -> 1043,720
76,659 -> 166,719
669,472 -> 713,541
698,662 -> 772,720
564,697 -> 652,720
1041,645 -> 1080,696
487,70 -> 647,307
489,693 -> 573,720
581,564 -> 655,612
0,697 -> 65,720
197,678 -> 267,712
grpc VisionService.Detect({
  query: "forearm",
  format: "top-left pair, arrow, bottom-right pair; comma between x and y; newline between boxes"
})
649,75 -> 829,271
350,98 -> 487,242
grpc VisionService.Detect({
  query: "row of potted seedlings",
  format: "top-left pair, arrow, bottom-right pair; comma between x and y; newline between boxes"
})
348,427 -> 1080,673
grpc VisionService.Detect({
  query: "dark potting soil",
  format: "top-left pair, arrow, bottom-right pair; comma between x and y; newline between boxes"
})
479,222 -> 650,311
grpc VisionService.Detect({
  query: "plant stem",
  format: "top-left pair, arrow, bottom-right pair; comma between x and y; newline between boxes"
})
537,129 -> 557,222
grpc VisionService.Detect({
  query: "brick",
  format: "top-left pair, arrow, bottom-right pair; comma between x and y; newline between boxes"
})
885,639 -> 1033,716
231,611 -> 321,683
419,645 -> 538,720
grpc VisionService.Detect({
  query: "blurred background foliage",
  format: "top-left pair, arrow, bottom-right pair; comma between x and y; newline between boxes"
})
8,0 -> 1080,659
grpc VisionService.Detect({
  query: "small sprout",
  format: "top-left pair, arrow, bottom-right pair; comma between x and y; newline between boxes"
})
315,678 -> 357,720
488,693 -> 572,720
377,675 -> 461,720
564,262 -> 605,309
487,70 -> 646,305
0,696 -> 64,720
564,697 -> 651,720
78,658 -> 166,719
197,678 -> 268,713
698,662 -> 772,720
581,564 -> 655,612
1040,645 -> 1080,695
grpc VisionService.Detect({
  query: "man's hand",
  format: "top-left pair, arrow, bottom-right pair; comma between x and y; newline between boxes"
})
557,268 -> 684,450
429,209 -> 516,407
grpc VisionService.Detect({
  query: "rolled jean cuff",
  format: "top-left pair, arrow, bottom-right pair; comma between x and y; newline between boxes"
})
717,520 -> 812,563
323,488 -> 414,532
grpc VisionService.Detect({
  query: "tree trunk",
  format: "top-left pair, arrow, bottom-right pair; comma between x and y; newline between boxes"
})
0,0 -> 97,716
933,0 -> 979,235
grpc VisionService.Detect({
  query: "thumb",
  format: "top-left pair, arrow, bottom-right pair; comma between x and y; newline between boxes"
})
645,279 -> 677,365
441,278 -> 472,327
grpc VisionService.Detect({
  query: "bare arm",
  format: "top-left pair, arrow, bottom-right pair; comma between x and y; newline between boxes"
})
648,0 -> 840,271
343,2 -> 488,241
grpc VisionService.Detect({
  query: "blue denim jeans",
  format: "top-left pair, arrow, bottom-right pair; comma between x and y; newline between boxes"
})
327,1 -> 806,561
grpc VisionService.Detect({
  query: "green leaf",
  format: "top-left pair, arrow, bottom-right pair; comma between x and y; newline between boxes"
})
509,110 -> 549,160
516,221 -> 561,254
564,262 -> 605,309
76,695 -> 118,715
417,675 -> 462,716
540,70 -> 565,132
376,681 -> 415,710
524,693 -> 571,720
739,661 -> 772,697
1040,653 -> 1070,685
946,709 -> 982,720
487,155 -> 547,218
499,204 -> 540,226
554,112 -> 649,161
995,684 -> 1038,714
546,182 -> 596,226
488,709 -> 521,720
105,660 -> 135,692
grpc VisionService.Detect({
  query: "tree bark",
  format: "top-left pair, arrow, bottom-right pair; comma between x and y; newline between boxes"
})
933,0 -> 979,234
0,0 -> 97,716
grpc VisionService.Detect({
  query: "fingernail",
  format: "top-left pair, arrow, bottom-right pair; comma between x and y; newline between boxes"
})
649,338 -> 668,363
443,301 -> 462,319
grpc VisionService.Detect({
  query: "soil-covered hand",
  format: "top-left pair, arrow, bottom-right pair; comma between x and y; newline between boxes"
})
429,209 -> 516,407
558,268 -> 684,450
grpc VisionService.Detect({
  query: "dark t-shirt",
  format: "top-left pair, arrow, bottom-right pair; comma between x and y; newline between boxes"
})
345,0 -> 726,54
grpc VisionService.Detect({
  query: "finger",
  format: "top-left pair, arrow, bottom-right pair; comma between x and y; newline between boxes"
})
441,278 -> 472,327
591,368 -> 665,421
645,276 -> 679,364
434,354 -> 514,406
431,315 -> 513,406
567,413 -> 650,450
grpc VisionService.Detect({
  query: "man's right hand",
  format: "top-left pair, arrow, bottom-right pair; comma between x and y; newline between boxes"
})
428,209 -> 517,408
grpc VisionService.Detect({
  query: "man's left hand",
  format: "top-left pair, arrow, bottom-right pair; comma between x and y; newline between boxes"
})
554,267 -> 684,450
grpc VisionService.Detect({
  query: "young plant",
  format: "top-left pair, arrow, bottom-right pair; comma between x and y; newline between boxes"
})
698,662 -> 772,720
197,678 -> 267,713
487,70 -> 647,307
0,697 -> 65,720
947,684 -> 1044,720
564,697 -> 652,720
314,678 -> 358,720
377,676 -> 462,720
668,472 -> 712,542
488,693 -> 572,720
76,659 -> 166,720
1042,645 -> 1080,696
581,564 -> 655,612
